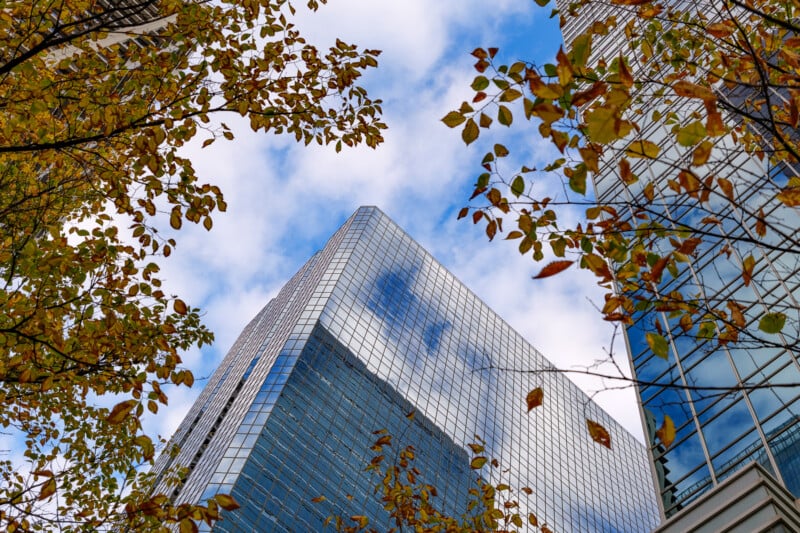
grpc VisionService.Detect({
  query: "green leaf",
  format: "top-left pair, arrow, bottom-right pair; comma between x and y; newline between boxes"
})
676,120 -> 706,146
568,164 -> 587,195
497,105 -> 513,126
645,332 -> 669,359
571,33 -> 592,67
470,456 -> 488,469
758,313 -> 786,334
442,111 -> 466,128
462,118 -> 479,144
511,176 -> 525,197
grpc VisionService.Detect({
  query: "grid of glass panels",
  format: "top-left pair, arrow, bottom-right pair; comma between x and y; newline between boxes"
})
554,0 -> 800,518
153,207 -> 660,532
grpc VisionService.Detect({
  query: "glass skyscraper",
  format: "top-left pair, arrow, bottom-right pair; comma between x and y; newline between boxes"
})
556,0 -> 800,524
152,206 -> 659,532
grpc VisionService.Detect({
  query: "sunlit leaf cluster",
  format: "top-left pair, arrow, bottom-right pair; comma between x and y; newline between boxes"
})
445,0 -> 800,450
323,424 -> 554,533
0,0 -> 383,529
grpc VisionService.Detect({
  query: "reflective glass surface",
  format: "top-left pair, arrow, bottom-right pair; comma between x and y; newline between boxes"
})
555,0 -> 800,518
151,207 -> 659,532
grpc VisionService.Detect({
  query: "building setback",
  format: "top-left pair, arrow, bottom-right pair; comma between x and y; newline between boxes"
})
151,206 -> 659,532
555,1 -> 800,529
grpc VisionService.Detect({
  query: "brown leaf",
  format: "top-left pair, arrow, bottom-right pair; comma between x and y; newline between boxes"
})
587,419 -> 612,448
174,299 -> 188,315
532,260 -> 574,279
673,80 -> 715,101
526,387 -> 544,411
106,400 -> 137,425
38,478 -> 56,501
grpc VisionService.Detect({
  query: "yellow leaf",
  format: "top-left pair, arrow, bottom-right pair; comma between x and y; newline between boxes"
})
213,493 -> 240,511
470,456 -> 488,469
38,478 -> 56,501
672,80 -> 715,101
776,187 -> 800,206
676,121 -> 706,146
556,46 -> 573,85
179,518 -> 198,533
526,387 -> 544,411
625,140 -> 660,159
692,140 -> 713,166
742,254 -> 755,286
645,332 -> 669,359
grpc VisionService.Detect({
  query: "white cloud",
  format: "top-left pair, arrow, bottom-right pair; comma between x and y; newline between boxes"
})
138,0 -> 646,445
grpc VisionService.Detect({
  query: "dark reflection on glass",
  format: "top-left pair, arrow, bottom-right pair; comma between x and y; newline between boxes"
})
220,325 -> 473,532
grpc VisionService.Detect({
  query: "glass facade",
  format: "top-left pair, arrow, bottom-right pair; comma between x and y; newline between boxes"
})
556,1 -> 800,520
152,207 -> 659,532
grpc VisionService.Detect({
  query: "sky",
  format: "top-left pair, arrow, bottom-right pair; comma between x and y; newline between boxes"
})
148,0 -> 647,444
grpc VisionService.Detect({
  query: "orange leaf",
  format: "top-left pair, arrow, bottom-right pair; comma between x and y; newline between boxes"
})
526,387 -> 544,411
655,415 -> 676,448
532,260 -> 573,279
587,419 -> 612,448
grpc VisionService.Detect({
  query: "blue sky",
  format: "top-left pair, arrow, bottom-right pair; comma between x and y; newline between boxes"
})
148,0 -> 646,443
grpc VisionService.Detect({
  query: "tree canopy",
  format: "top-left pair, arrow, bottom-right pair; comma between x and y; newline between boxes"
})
445,0 -> 800,450
0,0 -> 383,530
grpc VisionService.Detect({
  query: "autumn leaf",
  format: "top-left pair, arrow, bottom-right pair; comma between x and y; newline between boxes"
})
532,260 -> 574,279
463,118 -> 479,144
676,121 -> 707,146
106,400 -> 137,425
672,80 -> 715,101
526,387 -> 544,411
742,254 -> 755,286
655,415 -> 676,448
174,299 -> 188,315
214,494 -> 240,511
625,140 -> 660,159
586,419 -> 612,449
38,478 -> 57,501
470,456 -> 488,469
645,332 -> 669,359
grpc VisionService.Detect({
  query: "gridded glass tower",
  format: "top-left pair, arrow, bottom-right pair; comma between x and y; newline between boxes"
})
556,0 -> 800,523
152,207 -> 659,532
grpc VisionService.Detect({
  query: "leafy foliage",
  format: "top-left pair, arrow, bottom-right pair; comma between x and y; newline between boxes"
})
324,430 -> 554,533
444,0 -> 800,450
0,0 -> 383,530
